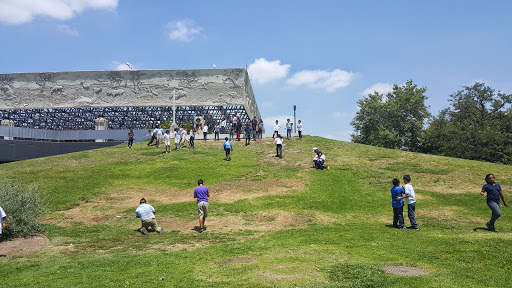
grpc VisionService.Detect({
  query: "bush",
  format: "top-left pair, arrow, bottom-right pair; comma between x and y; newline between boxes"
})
0,179 -> 47,241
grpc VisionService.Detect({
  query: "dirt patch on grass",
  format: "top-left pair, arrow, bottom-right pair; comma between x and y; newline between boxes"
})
215,258 -> 256,265
383,265 -> 427,276
42,179 -> 306,226
0,235 -> 50,258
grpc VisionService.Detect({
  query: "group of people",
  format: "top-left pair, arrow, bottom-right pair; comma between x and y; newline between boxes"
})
390,173 -> 509,232
136,179 -> 210,235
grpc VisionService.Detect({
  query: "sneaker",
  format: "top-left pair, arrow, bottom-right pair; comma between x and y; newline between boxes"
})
141,227 -> 149,235
199,228 -> 205,233
488,225 -> 497,232
159,228 -> 164,235
486,222 -> 490,228
203,226 -> 206,231
406,226 -> 419,230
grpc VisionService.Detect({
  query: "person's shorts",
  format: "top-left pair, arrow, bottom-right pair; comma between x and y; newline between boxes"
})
174,138 -> 180,144
164,140 -> 171,146
197,201 -> 208,218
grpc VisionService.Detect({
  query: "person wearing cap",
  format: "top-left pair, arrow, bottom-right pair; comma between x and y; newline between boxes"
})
135,198 -> 164,235
312,147 -> 329,170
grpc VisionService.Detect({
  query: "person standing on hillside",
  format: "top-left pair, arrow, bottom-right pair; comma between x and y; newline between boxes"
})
135,198 -> 164,235
194,179 -> 210,233
401,175 -> 418,230
391,178 -> 405,229
127,127 -> 135,148
273,134 -> 283,158
286,119 -> 293,139
257,119 -> 264,141
273,120 -> 281,139
223,137 -> 232,161
251,116 -> 258,141
297,120 -> 303,140
0,206 -> 7,235
480,174 -> 509,231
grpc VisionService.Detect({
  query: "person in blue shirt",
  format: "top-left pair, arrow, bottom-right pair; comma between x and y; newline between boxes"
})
480,174 -> 509,231
223,137 -> 232,161
390,178 -> 405,229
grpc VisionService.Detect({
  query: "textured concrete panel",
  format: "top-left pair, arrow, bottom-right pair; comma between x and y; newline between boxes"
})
0,68 -> 260,119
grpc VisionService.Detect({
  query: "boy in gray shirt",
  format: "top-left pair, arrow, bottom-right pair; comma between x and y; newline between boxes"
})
401,175 -> 418,230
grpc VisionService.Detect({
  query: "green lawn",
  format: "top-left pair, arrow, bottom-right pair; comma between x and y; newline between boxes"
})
0,136 -> 511,287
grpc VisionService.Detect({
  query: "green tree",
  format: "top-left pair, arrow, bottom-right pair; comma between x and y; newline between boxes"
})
351,80 -> 430,151
425,83 -> 512,163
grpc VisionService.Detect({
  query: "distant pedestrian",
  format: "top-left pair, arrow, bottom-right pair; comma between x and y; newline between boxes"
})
135,198 -> 164,235
0,206 -> 7,235
251,116 -> 258,141
203,123 -> 209,142
244,123 -> 252,146
147,129 -> 156,146
155,125 -> 164,148
480,174 -> 509,231
214,122 -> 220,141
189,129 -> 195,149
297,120 -> 303,140
257,119 -> 264,141
127,127 -> 135,148
273,134 -> 283,158
173,128 -> 181,151
235,119 -> 242,141
194,179 -> 210,233
273,120 -> 281,139
164,130 -> 171,153
220,117 -> 227,134
401,175 -> 418,230
286,119 -> 293,139
390,178 -> 405,229
223,137 -> 232,161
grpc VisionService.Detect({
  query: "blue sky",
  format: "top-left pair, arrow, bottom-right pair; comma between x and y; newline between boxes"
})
0,0 -> 511,141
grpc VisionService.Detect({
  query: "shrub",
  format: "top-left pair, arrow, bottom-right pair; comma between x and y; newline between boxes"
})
0,179 -> 47,241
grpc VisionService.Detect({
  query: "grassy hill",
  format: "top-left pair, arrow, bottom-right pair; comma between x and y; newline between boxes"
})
0,136 -> 511,287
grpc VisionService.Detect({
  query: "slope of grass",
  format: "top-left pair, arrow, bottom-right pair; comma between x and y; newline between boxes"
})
0,136 -> 511,287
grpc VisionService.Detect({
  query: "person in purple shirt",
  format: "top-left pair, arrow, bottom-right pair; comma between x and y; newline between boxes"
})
194,179 -> 210,233
480,174 -> 508,231
390,178 -> 405,229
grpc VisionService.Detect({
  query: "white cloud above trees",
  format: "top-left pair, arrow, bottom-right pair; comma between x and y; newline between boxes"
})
0,0 -> 118,25
361,82 -> 393,96
286,69 -> 354,93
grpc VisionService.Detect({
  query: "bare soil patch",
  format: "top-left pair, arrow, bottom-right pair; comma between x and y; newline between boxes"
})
42,179 -> 306,226
383,265 -> 427,276
0,235 -> 50,258
215,257 -> 256,265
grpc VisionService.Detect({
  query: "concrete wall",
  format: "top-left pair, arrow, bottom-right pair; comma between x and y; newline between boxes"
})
0,68 -> 261,120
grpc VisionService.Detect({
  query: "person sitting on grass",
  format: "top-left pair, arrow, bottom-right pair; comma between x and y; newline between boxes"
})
312,147 -> 329,170
391,178 -> 405,229
480,174 -> 509,231
135,198 -> 164,235
194,179 -> 210,233
223,137 -> 232,161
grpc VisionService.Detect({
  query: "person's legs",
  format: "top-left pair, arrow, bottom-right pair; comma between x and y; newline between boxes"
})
393,208 -> 399,227
298,131 -> 302,140
488,201 -> 501,228
128,138 -> 133,148
278,144 -> 282,158
287,129 -> 291,139
408,203 -> 418,228
317,159 -> 325,170
397,207 -> 404,228
142,218 -> 162,233
197,202 -> 209,232
190,137 -> 194,148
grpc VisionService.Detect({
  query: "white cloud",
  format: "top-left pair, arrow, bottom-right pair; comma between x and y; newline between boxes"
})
166,19 -> 202,42
57,24 -> 79,36
111,61 -> 136,70
248,58 -> 291,84
332,111 -> 351,119
361,82 -> 393,96
286,69 -> 354,93
0,0 -> 118,25
262,115 -> 294,133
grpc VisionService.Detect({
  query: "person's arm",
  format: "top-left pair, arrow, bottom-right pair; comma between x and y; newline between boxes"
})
152,209 -> 156,215
499,190 -> 509,207
2,216 -> 6,229
396,195 -> 410,200
480,188 -> 486,196
194,192 -> 197,199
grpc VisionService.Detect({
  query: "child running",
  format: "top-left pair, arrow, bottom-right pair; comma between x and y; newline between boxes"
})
273,134 -> 283,159
164,130 -> 171,153
391,178 -> 405,229
480,174 -> 509,231
223,137 -> 232,161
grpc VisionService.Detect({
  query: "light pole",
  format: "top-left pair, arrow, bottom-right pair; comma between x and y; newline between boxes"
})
293,105 -> 296,133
